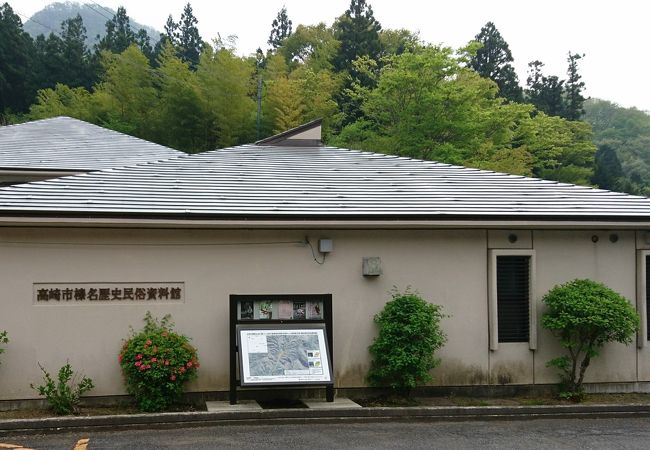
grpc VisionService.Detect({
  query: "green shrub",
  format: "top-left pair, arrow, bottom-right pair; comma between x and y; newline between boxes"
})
0,330 -> 7,366
119,312 -> 199,412
367,289 -> 447,397
30,362 -> 94,415
542,279 -> 639,401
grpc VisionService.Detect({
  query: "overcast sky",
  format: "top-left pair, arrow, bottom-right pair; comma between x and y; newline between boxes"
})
14,0 -> 650,112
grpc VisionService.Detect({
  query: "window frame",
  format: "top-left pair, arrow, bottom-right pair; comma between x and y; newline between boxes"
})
636,250 -> 650,348
488,249 -> 537,351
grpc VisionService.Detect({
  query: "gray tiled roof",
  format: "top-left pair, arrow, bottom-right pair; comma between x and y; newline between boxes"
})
0,116 -> 184,171
1,144 -> 650,221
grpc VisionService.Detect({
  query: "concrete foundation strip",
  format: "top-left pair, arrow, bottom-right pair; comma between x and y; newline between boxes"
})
1,404 -> 650,437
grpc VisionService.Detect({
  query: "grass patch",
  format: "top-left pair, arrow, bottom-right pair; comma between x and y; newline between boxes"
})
0,403 -> 202,420
354,395 -> 420,407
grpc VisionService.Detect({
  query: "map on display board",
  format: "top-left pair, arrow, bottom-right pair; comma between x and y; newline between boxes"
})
237,325 -> 332,385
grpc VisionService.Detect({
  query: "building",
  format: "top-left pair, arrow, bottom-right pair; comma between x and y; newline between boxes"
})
0,116 -> 184,186
1,119 -> 650,402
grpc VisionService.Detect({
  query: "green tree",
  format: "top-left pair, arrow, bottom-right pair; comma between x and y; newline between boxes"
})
32,15 -> 96,90
542,279 -> 639,399
334,46 -> 531,164
93,45 -> 158,138
96,6 -> 136,54
514,112 -> 595,184
379,28 -> 420,57
135,28 -> 153,62
263,55 -> 303,133
333,0 -> 382,124
469,22 -> 523,102
195,43 -> 256,148
153,43 -> 204,151
526,60 -> 565,117
151,16 -> 178,65
279,23 -> 340,72
333,45 -> 596,185
32,32 -> 64,90
592,144 -> 626,191
0,3 -> 34,115
333,0 -> 382,74
263,53 -> 341,136
564,52 -> 586,120
177,3 -> 203,69
164,14 -> 178,43
268,6 -> 292,50
29,83 -> 94,121
367,289 -> 446,397
60,15 -> 92,88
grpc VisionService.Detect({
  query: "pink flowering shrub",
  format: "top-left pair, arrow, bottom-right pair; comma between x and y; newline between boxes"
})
119,312 -> 199,412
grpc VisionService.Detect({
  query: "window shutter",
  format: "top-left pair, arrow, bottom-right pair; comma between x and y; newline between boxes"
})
497,255 -> 530,343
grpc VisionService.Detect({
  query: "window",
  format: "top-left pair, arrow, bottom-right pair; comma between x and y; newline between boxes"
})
636,251 -> 650,347
646,255 -> 650,342
489,250 -> 536,350
497,256 -> 530,343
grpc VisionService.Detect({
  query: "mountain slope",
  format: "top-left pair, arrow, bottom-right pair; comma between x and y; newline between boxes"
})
24,2 -> 160,48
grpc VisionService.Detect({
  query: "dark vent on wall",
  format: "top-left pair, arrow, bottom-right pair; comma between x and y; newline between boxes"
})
497,255 -> 530,343
646,255 -> 650,341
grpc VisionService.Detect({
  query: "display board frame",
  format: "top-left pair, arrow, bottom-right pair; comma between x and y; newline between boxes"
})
236,324 -> 333,386
229,294 -> 333,404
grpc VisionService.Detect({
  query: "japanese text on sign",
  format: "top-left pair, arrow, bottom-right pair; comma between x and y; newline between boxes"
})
33,283 -> 185,304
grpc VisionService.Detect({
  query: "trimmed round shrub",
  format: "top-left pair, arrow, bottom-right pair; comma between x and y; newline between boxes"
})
119,312 -> 199,412
542,279 -> 639,400
367,289 -> 446,396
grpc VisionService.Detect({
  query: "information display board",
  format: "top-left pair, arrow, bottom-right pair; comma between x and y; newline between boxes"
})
237,325 -> 332,386
229,294 -> 333,404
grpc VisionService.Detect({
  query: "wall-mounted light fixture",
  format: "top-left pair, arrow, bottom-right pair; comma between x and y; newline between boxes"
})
591,235 -> 599,243
609,233 -> 619,243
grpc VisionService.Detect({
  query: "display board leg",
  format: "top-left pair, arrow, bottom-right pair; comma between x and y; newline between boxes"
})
229,385 -> 237,405
326,385 -> 334,402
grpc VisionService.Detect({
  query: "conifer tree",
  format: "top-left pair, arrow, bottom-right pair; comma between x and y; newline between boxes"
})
0,2 -> 34,115
592,144 -> 624,191
33,33 -> 64,90
96,6 -> 136,54
268,6 -> 292,49
333,0 -> 382,74
164,14 -> 179,44
564,52 -> 586,120
526,60 -> 565,117
177,3 -> 203,69
33,15 -> 92,91
60,15 -> 92,88
469,22 -> 522,102
333,0 -> 382,125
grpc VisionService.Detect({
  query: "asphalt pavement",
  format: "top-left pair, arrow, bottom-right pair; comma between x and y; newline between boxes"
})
3,417 -> 650,449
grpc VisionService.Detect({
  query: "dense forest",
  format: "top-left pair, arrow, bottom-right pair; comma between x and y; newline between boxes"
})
1,1 -> 649,194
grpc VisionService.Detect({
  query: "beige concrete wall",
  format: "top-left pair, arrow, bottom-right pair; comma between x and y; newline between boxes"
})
0,228 -> 489,400
0,226 -> 645,400
533,230 -> 637,384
